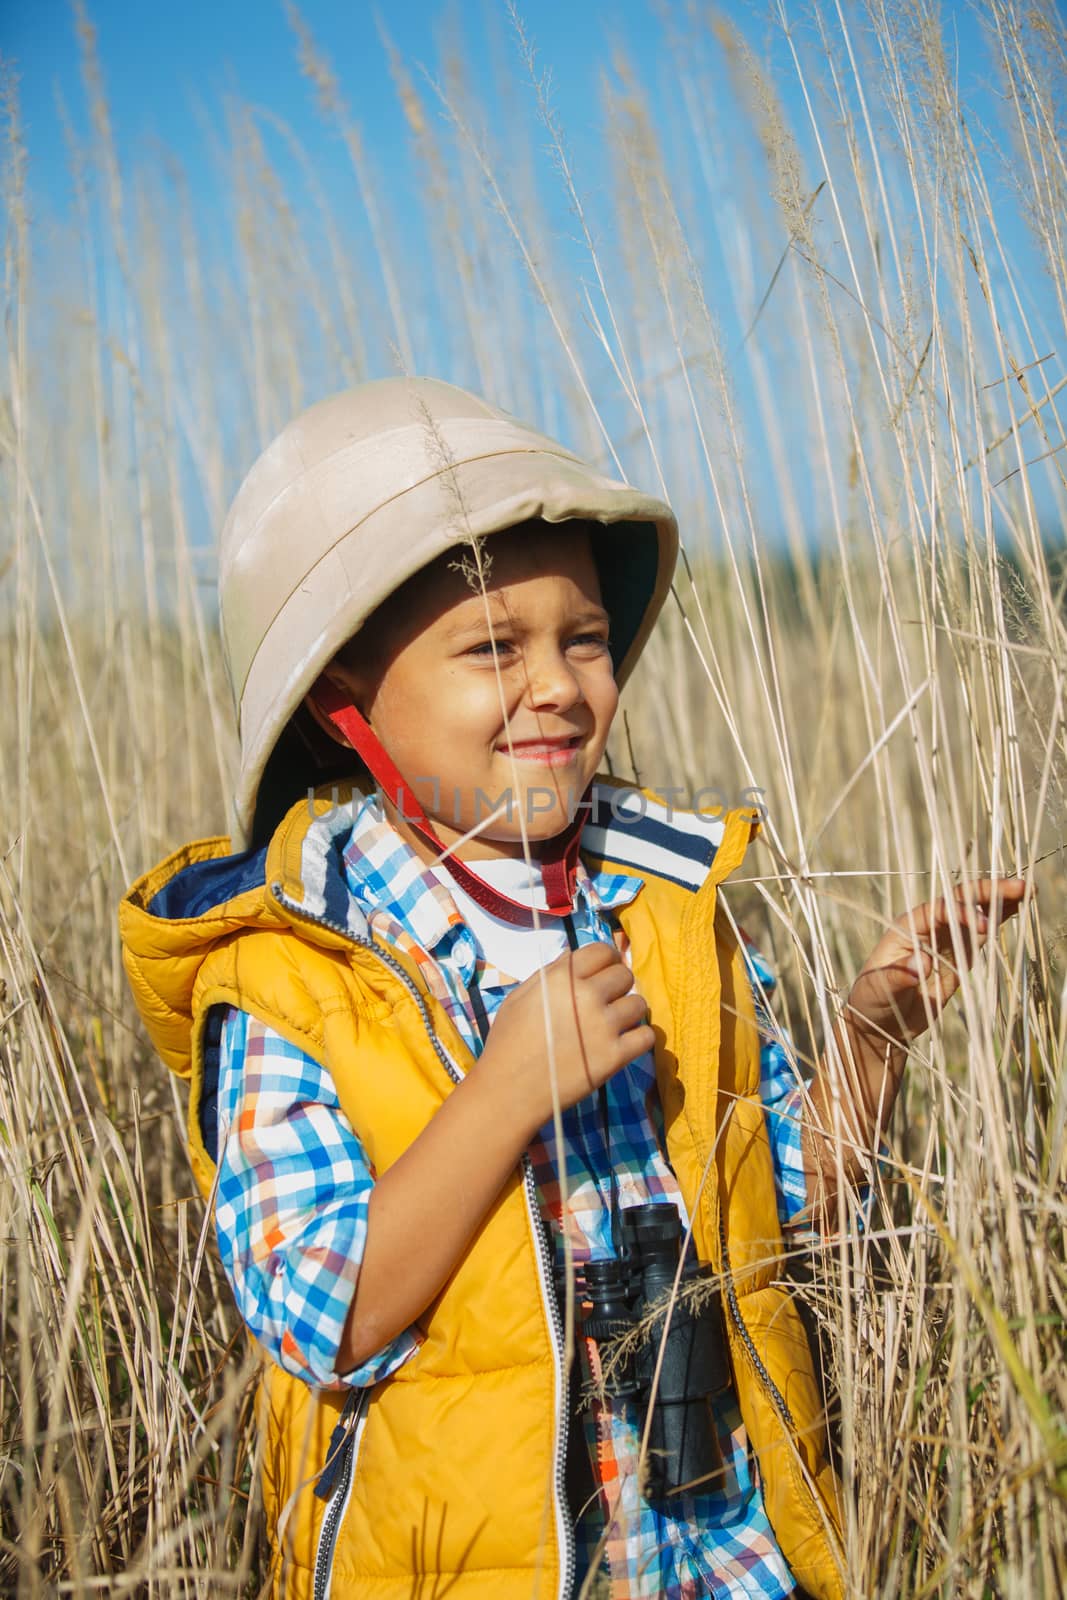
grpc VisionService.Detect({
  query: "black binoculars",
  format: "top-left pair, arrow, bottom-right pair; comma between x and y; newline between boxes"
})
577,1203 -> 730,1500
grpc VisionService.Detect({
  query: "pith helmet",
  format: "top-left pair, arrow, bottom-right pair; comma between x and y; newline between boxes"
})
220,376 -> 678,844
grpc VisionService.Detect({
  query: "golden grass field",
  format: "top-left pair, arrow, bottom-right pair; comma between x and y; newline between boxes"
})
1,2 -> 1065,1594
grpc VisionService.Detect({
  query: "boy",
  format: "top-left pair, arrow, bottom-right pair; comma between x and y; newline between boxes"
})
120,378 -> 1024,1600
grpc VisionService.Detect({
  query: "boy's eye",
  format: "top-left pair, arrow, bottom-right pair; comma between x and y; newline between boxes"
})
465,632 -> 610,658
467,638 -> 515,658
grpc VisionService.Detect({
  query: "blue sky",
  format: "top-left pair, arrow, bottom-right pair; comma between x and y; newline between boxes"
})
7,1 -> 999,213
8,0 -> 660,224
4,1 -> 1062,548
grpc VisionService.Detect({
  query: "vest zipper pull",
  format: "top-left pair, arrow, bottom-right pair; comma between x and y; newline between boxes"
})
314,1389 -> 363,1501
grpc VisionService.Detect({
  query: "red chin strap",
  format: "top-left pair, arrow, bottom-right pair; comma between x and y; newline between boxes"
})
312,678 -> 588,927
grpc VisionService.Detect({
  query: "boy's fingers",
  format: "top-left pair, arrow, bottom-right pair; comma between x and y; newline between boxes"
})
946,877 -> 1027,914
610,991 -> 650,1032
592,963 -> 638,1004
613,1021 -> 656,1066
898,876 -> 1028,939
567,941 -> 622,977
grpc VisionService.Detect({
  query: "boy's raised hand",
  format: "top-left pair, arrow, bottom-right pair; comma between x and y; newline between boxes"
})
843,876 -> 1029,1048
479,943 -> 654,1137
805,876 -> 1029,1211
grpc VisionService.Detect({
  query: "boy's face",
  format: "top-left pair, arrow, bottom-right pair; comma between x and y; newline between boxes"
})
315,523 -> 618,861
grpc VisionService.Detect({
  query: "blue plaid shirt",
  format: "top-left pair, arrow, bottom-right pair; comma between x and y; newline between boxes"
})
215,796 -> 808,1598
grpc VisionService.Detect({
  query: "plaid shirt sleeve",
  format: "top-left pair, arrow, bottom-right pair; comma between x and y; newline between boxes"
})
214,1005 -> 420,1389
742,932 -> 880,1226
741,935 -> 811,1225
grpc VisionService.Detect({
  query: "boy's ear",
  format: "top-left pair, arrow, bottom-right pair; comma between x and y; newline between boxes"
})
305,665 -> 367,749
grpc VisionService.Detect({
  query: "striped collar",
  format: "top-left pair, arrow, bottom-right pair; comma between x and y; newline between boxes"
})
580,782 -> 727,889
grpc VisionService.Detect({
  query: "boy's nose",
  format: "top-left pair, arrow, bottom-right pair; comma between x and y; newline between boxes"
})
523,648 -> 583,711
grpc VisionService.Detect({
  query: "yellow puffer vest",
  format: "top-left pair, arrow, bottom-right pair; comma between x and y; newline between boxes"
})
119,783 -> 844,1600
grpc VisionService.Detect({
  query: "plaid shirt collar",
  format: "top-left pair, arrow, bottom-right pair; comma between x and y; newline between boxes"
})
340,793 -> 643,987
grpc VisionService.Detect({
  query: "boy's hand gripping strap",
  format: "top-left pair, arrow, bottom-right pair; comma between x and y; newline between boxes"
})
312,678 -> 588,926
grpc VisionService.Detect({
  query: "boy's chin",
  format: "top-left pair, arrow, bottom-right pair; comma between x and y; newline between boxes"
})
449,798 -> 587,857
479,813 -> 580,850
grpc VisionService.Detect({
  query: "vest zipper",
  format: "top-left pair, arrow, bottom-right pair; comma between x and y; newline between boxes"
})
312,1400 -> 367,1600
270,882 -> 575,1600
520,1152 -> 575,1600
718,1215 -> 799,1437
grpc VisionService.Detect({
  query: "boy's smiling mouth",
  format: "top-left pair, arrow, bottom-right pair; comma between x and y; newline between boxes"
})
496,734 -> 584,767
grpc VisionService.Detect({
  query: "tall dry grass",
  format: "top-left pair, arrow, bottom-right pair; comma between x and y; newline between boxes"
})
1,1 -> 1065,1594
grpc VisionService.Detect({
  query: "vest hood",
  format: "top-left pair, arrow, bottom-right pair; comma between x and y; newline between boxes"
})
119,837 -> 277,1082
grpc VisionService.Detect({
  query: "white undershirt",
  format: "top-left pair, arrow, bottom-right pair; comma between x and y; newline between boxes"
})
430,856 -> 570,982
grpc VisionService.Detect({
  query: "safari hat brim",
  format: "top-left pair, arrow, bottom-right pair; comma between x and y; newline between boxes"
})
220,379 -> 678,844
